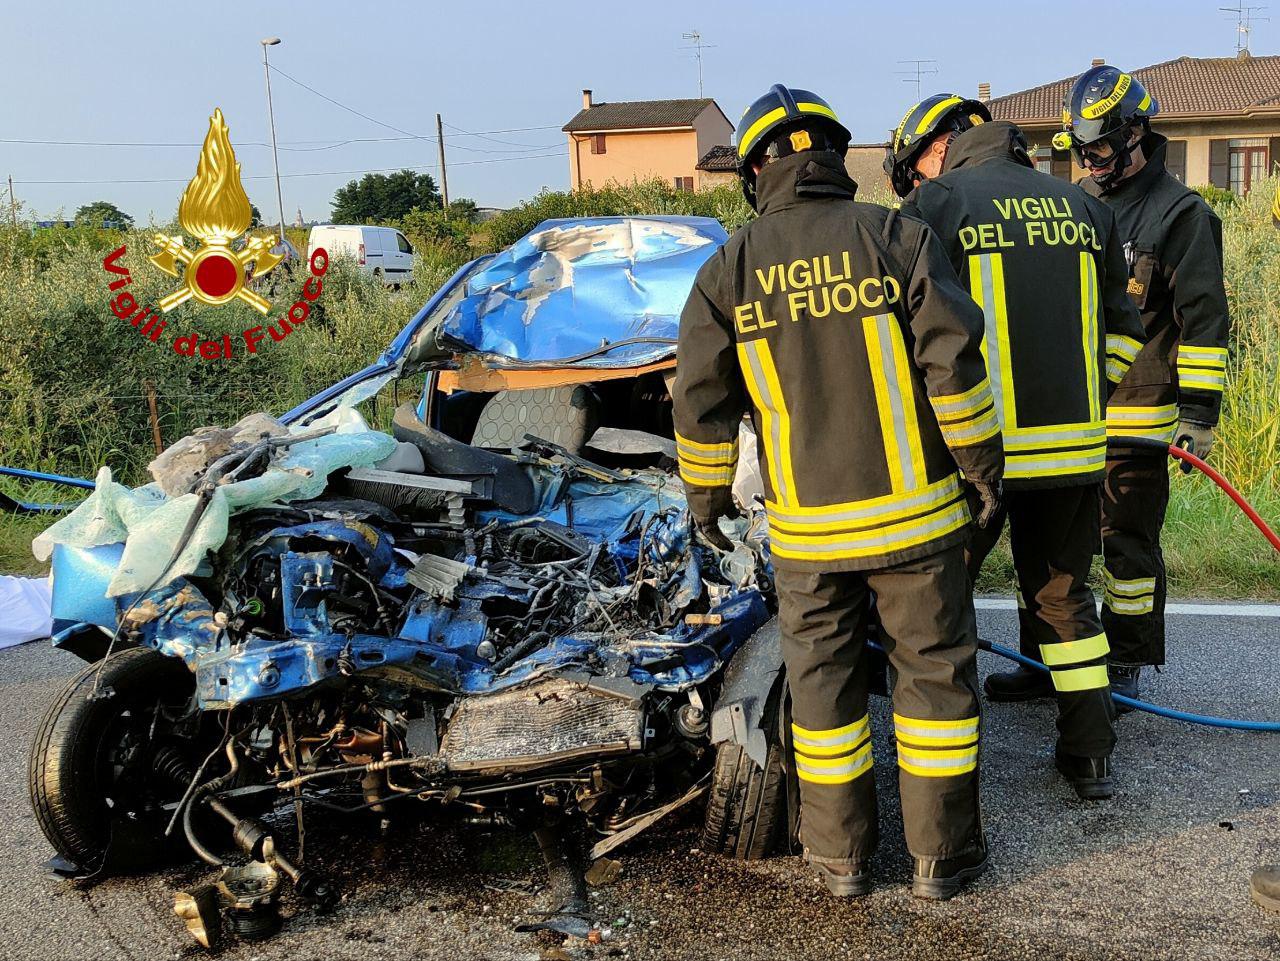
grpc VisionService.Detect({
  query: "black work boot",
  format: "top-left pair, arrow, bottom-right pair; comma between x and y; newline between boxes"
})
1055,748 -> 1114,800
1251,865 -> 1280,913
1109,664 -> 1142,713
912,839 -> 988,901
983,664 -> 1054,702
811,860 -> 872,898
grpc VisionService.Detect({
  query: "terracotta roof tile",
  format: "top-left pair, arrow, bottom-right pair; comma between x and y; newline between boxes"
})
563,98 -> 721,132
989,54 -> 1280,123
696,145 -> 736,171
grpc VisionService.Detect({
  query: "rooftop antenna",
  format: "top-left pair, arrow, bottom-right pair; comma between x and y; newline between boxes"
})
681,30 -> 716,97
896,59 -> 939,100
1221,4 -> 1268,54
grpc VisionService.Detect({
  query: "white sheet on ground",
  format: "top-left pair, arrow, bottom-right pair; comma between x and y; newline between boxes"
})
0,575 -> 52,648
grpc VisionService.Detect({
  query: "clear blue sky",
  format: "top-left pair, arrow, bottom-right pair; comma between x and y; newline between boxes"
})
3,0 -> 1263,223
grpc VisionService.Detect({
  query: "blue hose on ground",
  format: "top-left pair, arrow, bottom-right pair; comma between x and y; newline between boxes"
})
867,637 -> 1280,731
979,638 -> 1280,732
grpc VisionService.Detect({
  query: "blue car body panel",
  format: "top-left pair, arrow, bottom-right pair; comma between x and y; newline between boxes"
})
32,215 -> 765,710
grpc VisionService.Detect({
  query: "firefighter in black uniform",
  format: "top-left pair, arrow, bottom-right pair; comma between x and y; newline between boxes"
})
889,96 -> 1146,798
674,84 -> 1003,900
1047,65 -> 1229,702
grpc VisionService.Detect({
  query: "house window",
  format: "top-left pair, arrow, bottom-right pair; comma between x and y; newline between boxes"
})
1229,137 -> 1268,195
1165,140 -> 1187,183
1033,147 -> 1053,175
590,134 -> 606,155
674,176 -> 694,192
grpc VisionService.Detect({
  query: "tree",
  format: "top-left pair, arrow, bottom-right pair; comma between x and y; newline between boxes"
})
331,170 -> 440,223
73,200 -> 133,229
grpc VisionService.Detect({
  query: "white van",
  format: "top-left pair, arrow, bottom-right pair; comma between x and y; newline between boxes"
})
308,225 -> 414,286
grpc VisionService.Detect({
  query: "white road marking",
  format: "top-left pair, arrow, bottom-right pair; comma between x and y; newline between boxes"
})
974,597 -> 1280,618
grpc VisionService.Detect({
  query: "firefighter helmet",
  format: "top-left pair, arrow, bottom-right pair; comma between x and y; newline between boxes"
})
736,84 -> 852,209
883,94 -> 992,198
1053,65 -> 1159,189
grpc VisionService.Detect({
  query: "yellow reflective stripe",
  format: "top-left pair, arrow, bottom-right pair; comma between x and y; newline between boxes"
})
863,313 -> 926,493
738,106 -> 788,157
1103,572 -> 1156,597
792,715 -> 871,756
797,102 -> 839,122
915,96 -> 963,134
1040,633 -> 1110,666
1080,252 -> 1101,421
795,742 -> 873,784
1178,345 -> 1228,362
1004,446 -> 1106,479
674,433 -> 738,460
1106,359 -> 1129,384
679,463 -> 736,486
1106,594 -> 1155,615
970,253 -> 1016,430
1106,405 -> 1178,442
937,405 -> 1001,447
737,339 -> 798,508
1106,334 -> 1142,363
1080,73 -> 1132,119
766,473 -> 962,531
736,103 -> 840,158
930,377 -> 994,418
896,743 -> 979,777
1178,371 -> 1226,393
893,714 -> 979,748
768,500 -> 970,561
1137,91 -> 1152,112
1051,664 -> 1111,693
1003,422 -> 1105,452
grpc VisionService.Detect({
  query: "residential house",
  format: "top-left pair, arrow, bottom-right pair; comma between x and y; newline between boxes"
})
989,52 -> 1280,193
563,91 -> 734,191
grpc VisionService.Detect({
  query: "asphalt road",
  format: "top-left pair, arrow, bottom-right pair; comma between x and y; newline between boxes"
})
1,607 -> 1278,961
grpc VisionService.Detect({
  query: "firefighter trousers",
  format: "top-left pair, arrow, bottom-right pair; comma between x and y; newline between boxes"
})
1100,448 -> 1169,667
967,485 -> 1117,760
775,543 -> 983,866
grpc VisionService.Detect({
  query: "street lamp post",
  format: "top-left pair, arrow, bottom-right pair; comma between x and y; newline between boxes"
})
260,37 -> 287,246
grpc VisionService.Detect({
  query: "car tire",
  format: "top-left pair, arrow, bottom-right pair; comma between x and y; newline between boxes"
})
28,647 -> 195,870
701,736 -> 787,860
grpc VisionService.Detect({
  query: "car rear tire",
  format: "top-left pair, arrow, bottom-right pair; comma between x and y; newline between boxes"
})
701,736 -> 787,860
28,647 -> 196,871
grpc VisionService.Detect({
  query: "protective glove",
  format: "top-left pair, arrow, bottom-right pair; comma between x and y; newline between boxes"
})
968,480 -> 1003,529
692,487 -> 738,552
1173,418 -> 1215,473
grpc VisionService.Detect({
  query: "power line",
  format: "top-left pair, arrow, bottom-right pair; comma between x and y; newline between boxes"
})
441,121 -> 559,150
11,150 -> 568,185
1,131 -> 565,152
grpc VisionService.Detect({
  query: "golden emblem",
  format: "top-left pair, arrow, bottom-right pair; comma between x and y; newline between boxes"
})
150,109 -> 283,314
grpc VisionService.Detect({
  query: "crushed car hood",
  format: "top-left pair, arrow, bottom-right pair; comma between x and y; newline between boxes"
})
399,216 -> 728,371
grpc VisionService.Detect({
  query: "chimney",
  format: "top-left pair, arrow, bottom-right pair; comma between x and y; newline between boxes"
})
977,82 -> 991,102
1092,58 -> 1105,67
582,89 -> 593,110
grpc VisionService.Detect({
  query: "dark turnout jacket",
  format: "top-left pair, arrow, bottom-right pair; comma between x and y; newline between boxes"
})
1083,133 -> 1231,437
673,150 -> 1003,573
901,122 -> 1146,488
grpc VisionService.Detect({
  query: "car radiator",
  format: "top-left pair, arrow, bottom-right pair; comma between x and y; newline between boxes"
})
439,677 -> 646,774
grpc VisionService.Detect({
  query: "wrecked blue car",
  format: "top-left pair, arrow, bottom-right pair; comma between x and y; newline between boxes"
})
26,217 -> 789,946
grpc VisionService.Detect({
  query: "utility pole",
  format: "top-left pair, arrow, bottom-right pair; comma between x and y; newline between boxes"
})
436,113 -> 450,208
260,37 -> 287,245
1221,4 -> 1269,54
7,176 -> 16,228
681,31 -> 716,97
896,59 -> 939,100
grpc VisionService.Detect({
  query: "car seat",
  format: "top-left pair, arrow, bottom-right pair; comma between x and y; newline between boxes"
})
470,385 -> 600,454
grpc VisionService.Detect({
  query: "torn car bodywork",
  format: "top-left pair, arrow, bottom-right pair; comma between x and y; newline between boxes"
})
28,217 -> 786,944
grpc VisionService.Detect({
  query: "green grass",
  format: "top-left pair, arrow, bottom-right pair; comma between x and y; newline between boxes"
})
1,177 -> 1277,596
